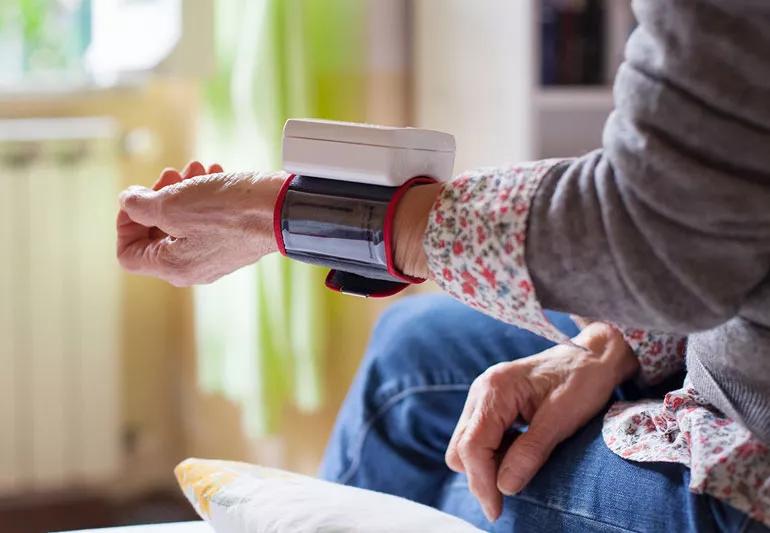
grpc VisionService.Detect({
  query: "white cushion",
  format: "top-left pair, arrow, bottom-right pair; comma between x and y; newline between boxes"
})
175,458 -> 483,533
53,521 -> 211,532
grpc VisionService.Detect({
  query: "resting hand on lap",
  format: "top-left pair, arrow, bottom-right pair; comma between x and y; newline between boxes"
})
117,161 -> 287,286
445,322 -> 639,522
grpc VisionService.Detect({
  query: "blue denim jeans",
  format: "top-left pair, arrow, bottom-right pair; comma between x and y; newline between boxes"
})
320,295 -> 768,533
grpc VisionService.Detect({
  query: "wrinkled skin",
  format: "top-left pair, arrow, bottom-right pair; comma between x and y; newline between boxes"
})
116,161 -> 286,286
117,163 -> 639,524
444,323 -> 638,522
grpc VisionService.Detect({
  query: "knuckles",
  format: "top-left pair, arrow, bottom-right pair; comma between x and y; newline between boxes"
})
121,192 -> 142,212
445,448 -> 463,472
456,433 -> 476,458
477,362 -> 515,392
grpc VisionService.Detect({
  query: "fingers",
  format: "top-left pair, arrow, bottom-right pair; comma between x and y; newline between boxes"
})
496,401 -> 562,496
459,410 -> 505,522
153,168 -> 183,191
116,208 -> 151,256
445,394 -> 476,473
117,161 -> 224,280
120,160 -> 221,228
152,160 -> 221,190
117,233 -> 188,284
446,366 -> 521,522
119,167 -> 178,243
119,185 -> 164,229
117,235 -> 168,274
120,166 -> 181,235
116,231 -> 200,286
182,160 -> 207,180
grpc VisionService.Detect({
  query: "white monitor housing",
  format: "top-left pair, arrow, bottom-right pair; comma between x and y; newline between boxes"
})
282,119 -> 456,187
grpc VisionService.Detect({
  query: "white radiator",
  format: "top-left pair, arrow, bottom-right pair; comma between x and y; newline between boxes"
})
0,117 -> 121,493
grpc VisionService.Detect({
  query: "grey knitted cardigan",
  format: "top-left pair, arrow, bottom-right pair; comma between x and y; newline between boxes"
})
527,0 -> 770,442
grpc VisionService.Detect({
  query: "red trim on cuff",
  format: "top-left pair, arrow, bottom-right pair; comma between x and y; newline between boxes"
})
383,176 -> 436,285
273,174 -> 296,257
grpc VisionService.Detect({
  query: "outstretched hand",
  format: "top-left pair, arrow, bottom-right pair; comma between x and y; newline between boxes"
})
116,161 -> 287,286
445,323 -> 638,522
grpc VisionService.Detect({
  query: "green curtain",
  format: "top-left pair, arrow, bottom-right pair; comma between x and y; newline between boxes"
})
194,0 -> 367,436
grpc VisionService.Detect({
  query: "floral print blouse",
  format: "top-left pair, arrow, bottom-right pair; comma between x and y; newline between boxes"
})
423,160 -> 770,527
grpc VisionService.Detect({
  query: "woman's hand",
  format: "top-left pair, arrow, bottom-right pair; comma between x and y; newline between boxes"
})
445,322 -> 639,522
117,161 -> 288,286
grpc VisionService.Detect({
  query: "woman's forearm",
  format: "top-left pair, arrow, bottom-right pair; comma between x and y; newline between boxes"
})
392,183 -> 441,280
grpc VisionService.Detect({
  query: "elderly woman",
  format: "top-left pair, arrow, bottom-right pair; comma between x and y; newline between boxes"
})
117,1 -> 769,531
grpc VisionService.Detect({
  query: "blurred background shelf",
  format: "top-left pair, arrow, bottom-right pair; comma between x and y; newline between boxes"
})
414,0 -> 632,166
535,87 -> 614,111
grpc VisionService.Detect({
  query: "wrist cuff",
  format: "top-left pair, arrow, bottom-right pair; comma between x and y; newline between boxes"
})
274,174 -> 434,297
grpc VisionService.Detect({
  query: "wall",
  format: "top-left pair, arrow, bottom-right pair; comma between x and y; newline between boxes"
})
0,81 -> 198,495
0,0 -> 416,494
177,0 -> 414,476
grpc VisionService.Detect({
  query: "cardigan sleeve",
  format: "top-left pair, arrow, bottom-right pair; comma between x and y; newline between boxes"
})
429,2 -> 770,337
524,0 -> 770,333
422,161 -> 687,384
424,1 -> 770,394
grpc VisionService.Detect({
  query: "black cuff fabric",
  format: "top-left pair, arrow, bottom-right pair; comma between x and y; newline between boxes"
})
274,174 -> 432,297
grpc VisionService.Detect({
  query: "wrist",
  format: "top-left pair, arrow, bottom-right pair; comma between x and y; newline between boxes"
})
573,322 -> 639,384
393,183 -> 441,279
255,171 -> 290,256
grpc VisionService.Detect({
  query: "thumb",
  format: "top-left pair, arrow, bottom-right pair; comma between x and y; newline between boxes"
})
496,413 -> 561,496
119,186 -> 163,227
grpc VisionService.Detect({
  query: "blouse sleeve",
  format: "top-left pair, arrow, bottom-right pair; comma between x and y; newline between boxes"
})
522,1 -> 770,333
422,160 -> 687,385
424,160 -> 572,345
615,327 -> 687,385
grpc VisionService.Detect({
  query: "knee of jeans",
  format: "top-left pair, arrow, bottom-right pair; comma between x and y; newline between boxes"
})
362,295 -> 457,388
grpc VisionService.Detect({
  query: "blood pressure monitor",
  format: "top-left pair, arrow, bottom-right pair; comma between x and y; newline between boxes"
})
274,119 -> 456,297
